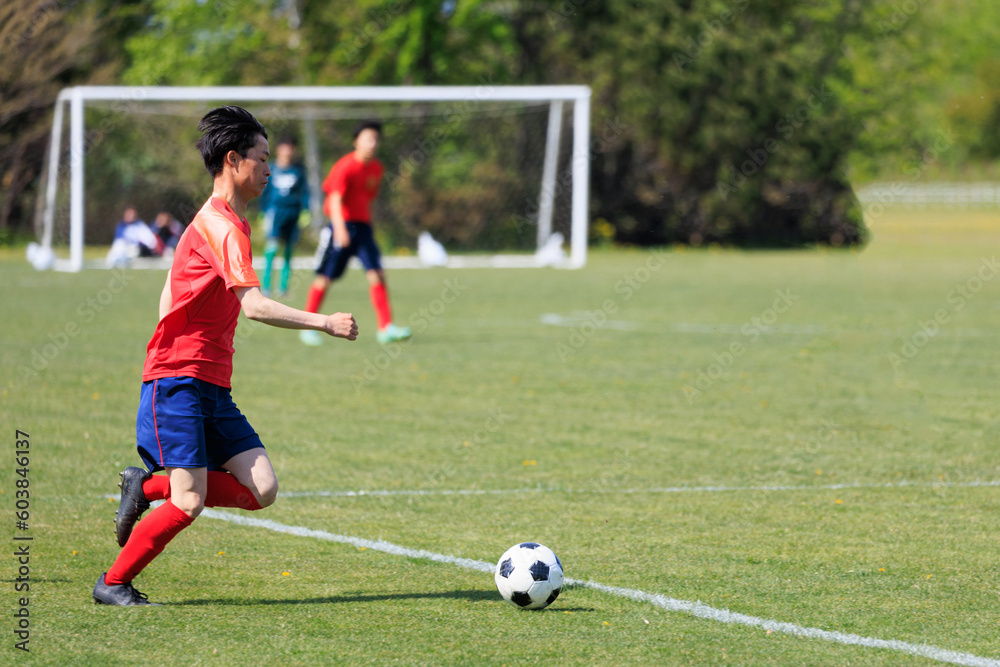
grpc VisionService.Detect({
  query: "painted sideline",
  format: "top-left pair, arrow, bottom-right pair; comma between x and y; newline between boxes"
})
200,508 -> 1000,667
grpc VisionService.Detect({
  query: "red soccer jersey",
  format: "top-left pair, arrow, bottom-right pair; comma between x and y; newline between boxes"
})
142,197 -> 260,388
322,153 -> 384,223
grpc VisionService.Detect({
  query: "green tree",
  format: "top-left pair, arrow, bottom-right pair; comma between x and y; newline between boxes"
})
0,0 -> 120,239
19,0 -> 1000,247
525,0 -> 875,245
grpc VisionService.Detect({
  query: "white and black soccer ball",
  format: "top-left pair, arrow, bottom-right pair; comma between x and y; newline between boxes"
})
494,542 -> 564,610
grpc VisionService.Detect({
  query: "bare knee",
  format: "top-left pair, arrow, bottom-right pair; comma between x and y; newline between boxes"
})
257,478 -> 278,508
172,490 -> 205,518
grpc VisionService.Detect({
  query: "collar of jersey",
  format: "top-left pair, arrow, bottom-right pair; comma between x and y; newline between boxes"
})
209,197 -> 252,237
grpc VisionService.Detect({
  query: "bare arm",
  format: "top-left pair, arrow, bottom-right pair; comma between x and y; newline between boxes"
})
234,286 -> 358,340
159,270 -> 173,320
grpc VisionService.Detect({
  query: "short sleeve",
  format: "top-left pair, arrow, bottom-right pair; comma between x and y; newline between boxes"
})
219,229 -> 259,289
191,218 -> 260,290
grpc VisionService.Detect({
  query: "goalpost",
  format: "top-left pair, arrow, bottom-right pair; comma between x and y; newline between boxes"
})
41,85 -> 592,272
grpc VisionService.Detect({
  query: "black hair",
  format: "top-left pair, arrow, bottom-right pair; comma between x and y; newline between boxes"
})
352,119 -> 383,139
278,135 -> 298,148
196,106 -> 268,177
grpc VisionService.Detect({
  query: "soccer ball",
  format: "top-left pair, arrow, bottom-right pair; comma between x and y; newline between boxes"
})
494,542 -> 564,610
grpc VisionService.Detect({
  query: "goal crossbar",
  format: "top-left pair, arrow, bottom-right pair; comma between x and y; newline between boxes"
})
43,85 -> 592,271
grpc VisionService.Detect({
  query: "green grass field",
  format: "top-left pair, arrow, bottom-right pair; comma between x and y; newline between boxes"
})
3,207 -> 1000,665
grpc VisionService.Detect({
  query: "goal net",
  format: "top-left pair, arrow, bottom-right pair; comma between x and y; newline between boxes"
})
40,86 -> 591,271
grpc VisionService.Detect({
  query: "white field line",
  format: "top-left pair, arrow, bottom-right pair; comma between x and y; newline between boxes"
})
538,314 -> 1000,338
276,479 -> 1000,500
200,509 -> 1000,667
540,313 -> 826,335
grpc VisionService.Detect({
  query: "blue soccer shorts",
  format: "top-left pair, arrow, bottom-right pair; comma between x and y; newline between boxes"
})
135,376 -> 264,472
315,221 -> 382,280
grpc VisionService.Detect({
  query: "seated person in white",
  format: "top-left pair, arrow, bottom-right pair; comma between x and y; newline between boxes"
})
106,207 -> 164,266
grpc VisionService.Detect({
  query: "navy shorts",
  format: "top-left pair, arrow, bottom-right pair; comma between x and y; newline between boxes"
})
315,221 -> 382,280
135,376 -> 264,472
266,208 -> 301,245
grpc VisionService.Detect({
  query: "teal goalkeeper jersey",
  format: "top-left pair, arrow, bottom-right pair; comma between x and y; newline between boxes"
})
261,163 -> 309,213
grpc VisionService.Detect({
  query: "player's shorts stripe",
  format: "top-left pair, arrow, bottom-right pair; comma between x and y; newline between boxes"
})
152,378 -> 164,466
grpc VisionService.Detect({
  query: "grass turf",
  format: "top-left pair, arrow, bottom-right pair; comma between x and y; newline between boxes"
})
2,206 -> 1000,665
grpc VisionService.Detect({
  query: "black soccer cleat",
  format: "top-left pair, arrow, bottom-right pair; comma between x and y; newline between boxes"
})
114,466 -> 151,547
92,573 -> 161,606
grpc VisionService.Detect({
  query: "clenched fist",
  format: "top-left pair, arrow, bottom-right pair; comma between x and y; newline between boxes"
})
326,312 -> 358,340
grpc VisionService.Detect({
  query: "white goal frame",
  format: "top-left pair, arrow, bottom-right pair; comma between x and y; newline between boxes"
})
42,85 -> 592,271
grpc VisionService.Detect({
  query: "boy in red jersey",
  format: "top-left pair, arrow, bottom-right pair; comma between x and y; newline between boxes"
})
300,120 -> 412,346
92,106 -> 358,606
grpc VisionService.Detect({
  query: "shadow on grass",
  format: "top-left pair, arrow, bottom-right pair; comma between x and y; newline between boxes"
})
172,589 -> 595,611
173,589 -> 499,606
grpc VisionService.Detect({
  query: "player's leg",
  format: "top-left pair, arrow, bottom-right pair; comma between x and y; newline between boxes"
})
165,466 -> 208,516
279,242 -> 295,296
304,223 -> 336,313
278,213 -> 299,296
367,268 -> 391,330
128,468 -> 270,510
118,380 -> 271,513
300,271 -> 332,346
94,466 -> 204,606
219,447 -> 278,509
262,240 -> 279,296
302,223 -> 354,345
262,211 -> 277,296
114,377 -> 197,547
202,384 -> 276,509
96,376 -> 211,605
113,466 -> 163,547
356,225 -> 410,343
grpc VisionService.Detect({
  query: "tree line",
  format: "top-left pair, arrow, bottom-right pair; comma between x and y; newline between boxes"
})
2,0 -> 998,247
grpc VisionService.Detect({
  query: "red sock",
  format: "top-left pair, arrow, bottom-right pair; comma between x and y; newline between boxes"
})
141,474 -> 170,501
105,500 -> 193,585
141,472 -> 261,508
205,471 -> 262,510
305,284 -> 326,313
370,283 -> 392,330
142,472 -> 262,509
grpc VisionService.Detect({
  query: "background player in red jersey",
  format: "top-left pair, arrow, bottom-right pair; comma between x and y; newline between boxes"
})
299,120 -> 412,346
92,106 -> 358,606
